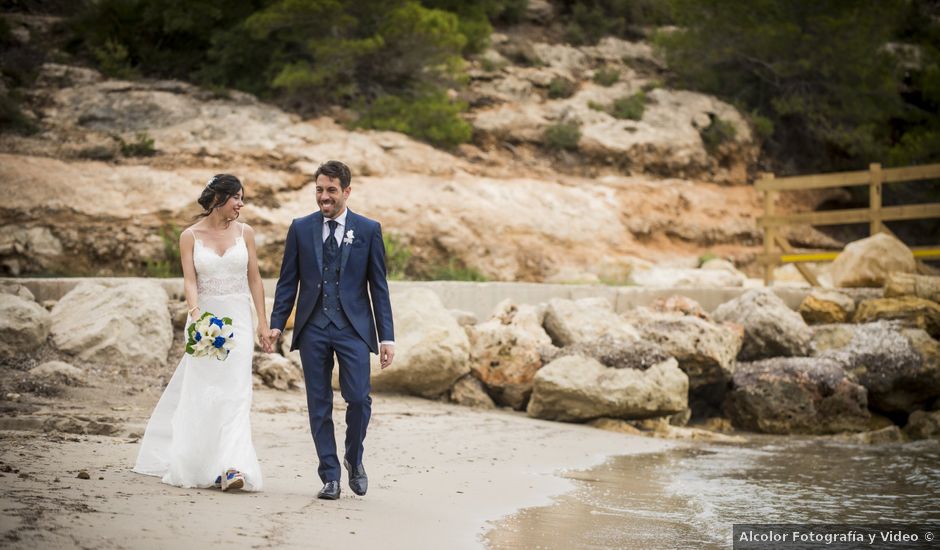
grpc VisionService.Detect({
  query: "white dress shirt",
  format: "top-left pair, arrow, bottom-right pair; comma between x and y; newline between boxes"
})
323,208 -> 394,347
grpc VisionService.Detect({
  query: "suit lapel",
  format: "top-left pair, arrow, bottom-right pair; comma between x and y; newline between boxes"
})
311,212 -> 324,273
339,210 -> 356,277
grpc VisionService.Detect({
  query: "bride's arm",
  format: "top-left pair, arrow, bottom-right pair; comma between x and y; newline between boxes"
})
244,224 -> 272,352
179,229 -> 199,320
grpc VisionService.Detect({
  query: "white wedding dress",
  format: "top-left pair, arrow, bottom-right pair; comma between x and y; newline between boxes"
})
134,224 -> 262,491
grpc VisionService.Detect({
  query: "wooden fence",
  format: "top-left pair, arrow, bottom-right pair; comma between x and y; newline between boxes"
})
757,162 -> 940,286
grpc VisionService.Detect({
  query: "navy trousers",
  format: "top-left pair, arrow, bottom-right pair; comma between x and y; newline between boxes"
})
297,321 -> 372,483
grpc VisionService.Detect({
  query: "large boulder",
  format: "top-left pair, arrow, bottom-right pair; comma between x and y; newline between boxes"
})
252,352 -> 303,391
0,282 -> 36,302
830,233 -> 916,288
50,281 -> 173,369
526,354 -> 688,422
28,360 -> 85,386
798,289 -> 856,324
542,297 -> 638,347
815,322 -> 940,413
0,293 -> 51,360
467,300 -> 552,410
713,289 -> 812,360
884,272 -> 940,302
369,288 -> 470,398
852,296 -> 940,338
629,310 -> 743,412
724,357 -> 871,434
543,335 -> 671,371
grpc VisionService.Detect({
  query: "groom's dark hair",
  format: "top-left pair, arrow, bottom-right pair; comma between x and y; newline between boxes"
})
314,160 -> 352,189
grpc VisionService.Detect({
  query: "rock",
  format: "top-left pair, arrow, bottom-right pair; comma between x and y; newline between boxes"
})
449,309 -> 478,327
725,357 -> 871,434
543,335 -> 671,371
542,297 -> 639,347
830,233 -> 916,288
50,281 -> 172,369
629,310 -> 743,413
43,416 -> 87,435
28,361 -> 84,386
904,409 -> 940,440
647,294 -> 710,320
370,288 -> 470,398
852,296 -> 940,338
524,0 -> 555,23
799,289 -> 856,324
169,301 -> 190,330
252,352 -> 302,391
449,375 -> 496,409
77,470 -> 90,480
713,289 -> 811,361
813,322 -> 940,414
467,300 -> 551,409
884,272 -> 940,302
630,267 -> 746,287
0,293 -> 51,359
278,329 -> 303,370
0,282 -> 35,302
526,355 -> 688,422
833,426 -> 907,445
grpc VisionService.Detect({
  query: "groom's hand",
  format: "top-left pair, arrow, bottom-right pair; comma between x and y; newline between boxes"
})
379,344 -> 394,370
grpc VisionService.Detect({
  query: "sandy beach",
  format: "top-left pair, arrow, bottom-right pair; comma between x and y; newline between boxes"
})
0,383 -> 674,549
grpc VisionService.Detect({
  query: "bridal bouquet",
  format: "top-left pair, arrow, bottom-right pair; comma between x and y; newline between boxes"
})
186,312 -> 235,361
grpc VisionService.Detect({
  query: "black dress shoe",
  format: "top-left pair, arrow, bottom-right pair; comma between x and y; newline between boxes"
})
344,459 -> 368,496
318,480 -> 341,500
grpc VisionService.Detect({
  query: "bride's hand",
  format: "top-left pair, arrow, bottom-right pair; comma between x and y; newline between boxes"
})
257,326 -> 272,353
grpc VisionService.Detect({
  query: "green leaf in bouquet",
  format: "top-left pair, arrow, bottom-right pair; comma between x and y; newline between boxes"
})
222,317 -> 233,325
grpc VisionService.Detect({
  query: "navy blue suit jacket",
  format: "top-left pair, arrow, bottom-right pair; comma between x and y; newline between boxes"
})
270,209 -> 394,354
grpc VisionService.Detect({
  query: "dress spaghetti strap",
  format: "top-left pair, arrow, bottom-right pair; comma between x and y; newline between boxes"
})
240,222 -> 245,238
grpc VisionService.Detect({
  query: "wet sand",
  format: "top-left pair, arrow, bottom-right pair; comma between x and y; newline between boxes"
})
0,388 -> 674,549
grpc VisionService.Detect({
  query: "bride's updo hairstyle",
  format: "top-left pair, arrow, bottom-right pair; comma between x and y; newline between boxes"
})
196,174 -> 243,219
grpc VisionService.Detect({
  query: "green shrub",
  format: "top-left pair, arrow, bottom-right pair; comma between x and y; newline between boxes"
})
749,112 -> 774,142
383,233 -> 412,280
593,66 -> 620,86
547,77 -> 577,99
145,224 -> 182,277
119,132 -> 156,157
0,93 -> 38,135
92,38 -> 138,79
640,79 -> 662,93
611,92 -> 646,120
357,91 -> 471,148
588,100 -> 607,112
543,122 -> 581,151
700,117 -> 737,154
697,251 -> 719,267
427,258 -> 487,281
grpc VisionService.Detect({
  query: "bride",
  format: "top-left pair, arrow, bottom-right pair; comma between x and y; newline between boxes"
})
134,174 -> 271,492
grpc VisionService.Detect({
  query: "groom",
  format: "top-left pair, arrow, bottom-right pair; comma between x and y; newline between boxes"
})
269,160 -> 395,500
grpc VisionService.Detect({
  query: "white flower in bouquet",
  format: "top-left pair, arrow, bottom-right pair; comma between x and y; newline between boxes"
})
186,312 -> 235,361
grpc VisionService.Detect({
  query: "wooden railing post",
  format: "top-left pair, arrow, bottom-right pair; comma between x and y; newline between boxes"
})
763,175 -> 777,286
870,162 -> 883,235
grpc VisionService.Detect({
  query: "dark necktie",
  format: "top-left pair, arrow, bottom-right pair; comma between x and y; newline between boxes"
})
325,220 -> 338,263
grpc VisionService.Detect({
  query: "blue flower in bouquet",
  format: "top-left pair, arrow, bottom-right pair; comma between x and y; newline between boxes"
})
185,311 -> 235,361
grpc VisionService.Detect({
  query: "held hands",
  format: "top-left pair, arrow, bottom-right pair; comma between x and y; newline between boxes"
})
257,325 -> 273,353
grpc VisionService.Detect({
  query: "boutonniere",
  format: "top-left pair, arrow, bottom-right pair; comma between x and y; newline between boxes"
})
343,229 -> 355,245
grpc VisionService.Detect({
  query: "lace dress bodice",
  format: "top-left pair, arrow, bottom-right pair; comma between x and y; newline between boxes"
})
192,227 -> 250,297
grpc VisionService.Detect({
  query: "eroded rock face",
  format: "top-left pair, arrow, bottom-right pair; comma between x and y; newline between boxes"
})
725,357 -> 870,435
852,296 -> 940,338
629,310 -> 743,414
369,288 -> 470,399
814,322 -> 940,414
467,300 -> 551,409
526,354 -> 688,422
0,293 -> 50,360
799,289 -> 856,324
50,281 -> 172,370
713,289 -> 812,361
904,409 -> 940,440
830,233 -> 916,288
542,297 -> 639,347
884,272 -> 940,302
